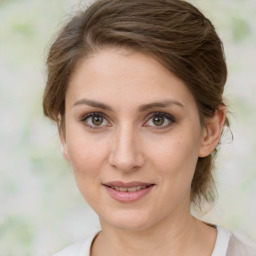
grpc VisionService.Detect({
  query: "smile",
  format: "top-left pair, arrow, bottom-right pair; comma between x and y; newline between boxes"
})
103,181 -> 155,202
110,186 -> 147,192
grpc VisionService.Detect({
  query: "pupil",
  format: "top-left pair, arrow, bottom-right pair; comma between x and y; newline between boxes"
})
153,116 -> 164,126
92,116 -> 103,125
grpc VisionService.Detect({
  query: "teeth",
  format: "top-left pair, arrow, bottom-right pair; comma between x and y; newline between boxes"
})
128,187 -> 137,192
111,186 -> 147,192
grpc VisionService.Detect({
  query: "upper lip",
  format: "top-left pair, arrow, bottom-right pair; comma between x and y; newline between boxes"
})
103,181 -> 154,188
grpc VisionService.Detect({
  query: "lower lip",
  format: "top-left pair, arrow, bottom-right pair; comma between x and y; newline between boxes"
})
104,185 -> 154,203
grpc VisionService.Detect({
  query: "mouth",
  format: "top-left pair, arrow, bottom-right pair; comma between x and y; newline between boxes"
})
107,185 -> 149,192
102,181 -> 155,202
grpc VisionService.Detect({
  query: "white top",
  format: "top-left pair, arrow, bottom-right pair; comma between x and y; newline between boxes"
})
211,226 -> 231,256
53,233 -> 96,256
52,226 -> 255,256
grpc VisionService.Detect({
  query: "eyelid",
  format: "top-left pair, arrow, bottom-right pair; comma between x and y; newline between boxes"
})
143,112 -> 176,128
80,112 -> 111,129
80,111 -> 176,130
80,112 -> 105,121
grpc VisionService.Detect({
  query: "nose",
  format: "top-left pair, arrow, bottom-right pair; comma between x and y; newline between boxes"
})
108,125 -> 145,172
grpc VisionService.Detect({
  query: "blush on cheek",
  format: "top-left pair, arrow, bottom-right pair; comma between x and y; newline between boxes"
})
70,144 -> 103,176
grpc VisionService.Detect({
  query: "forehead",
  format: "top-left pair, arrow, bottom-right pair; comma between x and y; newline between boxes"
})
67,48 -> 197,112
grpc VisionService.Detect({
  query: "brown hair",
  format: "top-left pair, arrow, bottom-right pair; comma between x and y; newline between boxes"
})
43,0 -> 229,208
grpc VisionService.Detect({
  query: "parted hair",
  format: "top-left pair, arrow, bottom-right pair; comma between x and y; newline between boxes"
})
43,0 -> 229,208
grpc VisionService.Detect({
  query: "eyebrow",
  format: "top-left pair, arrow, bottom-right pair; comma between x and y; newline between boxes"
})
138,100 -> 184,111
74,99 -> 113,111
73,98 -> 184,112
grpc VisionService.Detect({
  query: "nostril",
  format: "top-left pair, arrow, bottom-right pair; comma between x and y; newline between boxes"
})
108,151 -> 144,172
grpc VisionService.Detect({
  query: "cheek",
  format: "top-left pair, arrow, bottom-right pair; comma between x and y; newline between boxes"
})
147,133 -> 200,196
66,123 -> 106,164
66,131 -> 108,185
154,139 -> 199,203
67,137 -> 105,204
147,133 -> 199,173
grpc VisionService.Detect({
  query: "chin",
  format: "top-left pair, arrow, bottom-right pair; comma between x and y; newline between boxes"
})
100,209 -> 157,231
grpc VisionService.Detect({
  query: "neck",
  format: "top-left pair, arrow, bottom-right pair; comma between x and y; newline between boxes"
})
91,210 -> 216,256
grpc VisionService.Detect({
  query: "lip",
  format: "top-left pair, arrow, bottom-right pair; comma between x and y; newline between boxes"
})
104,181 -> 153,188
103,181 -> 155,203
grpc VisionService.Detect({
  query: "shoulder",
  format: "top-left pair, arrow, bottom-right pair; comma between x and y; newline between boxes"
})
226,234 -> 256,256
52,233 -> 97,256
211,225 -> 232,256
212,225 -> 256,256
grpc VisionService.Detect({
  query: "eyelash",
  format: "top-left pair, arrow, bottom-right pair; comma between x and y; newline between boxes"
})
80,112 -> 176,130
80,112 -> 108,130
145,112 -> 176,128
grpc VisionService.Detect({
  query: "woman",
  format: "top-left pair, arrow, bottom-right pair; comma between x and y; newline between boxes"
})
43,0 -> 255,255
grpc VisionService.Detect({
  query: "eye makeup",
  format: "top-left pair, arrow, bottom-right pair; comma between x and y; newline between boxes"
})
80,111 -> 176,130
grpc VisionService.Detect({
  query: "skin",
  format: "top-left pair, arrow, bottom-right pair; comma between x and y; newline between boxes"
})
60,48 -> 226,256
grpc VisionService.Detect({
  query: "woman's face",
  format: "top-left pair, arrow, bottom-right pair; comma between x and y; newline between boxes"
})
61,48 -> 208,231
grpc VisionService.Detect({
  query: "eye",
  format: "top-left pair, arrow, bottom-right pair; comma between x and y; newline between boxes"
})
81,112 -> 110,129
144,112 -> 175,128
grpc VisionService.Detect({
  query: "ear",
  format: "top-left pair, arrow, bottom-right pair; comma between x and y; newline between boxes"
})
198,106 -> 226,157
58,117 -> 71,162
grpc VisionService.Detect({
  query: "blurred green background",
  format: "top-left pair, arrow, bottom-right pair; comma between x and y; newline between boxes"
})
0,0 -> 255,255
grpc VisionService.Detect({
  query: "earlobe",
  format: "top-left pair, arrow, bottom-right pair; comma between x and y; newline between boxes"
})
58,124 -> 71,162
198,106 -> 226,157
60,141 -> 71,162
63,146 -> 71,162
